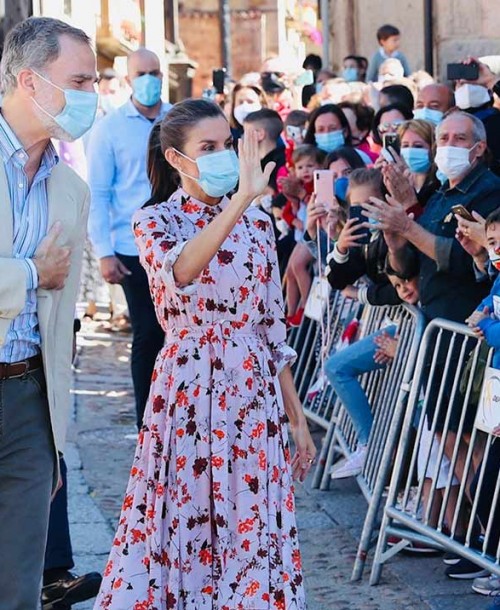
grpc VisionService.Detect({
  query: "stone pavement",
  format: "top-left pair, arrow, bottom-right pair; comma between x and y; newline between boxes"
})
66,321 -> 493,609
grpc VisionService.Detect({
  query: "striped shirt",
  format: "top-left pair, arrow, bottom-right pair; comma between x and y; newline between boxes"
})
0,113 -> 58,363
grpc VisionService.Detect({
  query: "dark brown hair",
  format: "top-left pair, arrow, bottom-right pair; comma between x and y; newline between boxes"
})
144,98 -> 226,206
292,144 -> 325,166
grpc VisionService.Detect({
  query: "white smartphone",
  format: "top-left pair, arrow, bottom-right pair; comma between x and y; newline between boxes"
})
313,170 -> 335,208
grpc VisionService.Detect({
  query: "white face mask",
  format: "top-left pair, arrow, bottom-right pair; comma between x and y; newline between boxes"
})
233,102 -> 261,126
435,143 -> 478,180
454,84 -> 491,110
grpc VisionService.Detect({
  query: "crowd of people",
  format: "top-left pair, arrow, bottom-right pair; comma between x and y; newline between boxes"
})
0,14 -> 500,610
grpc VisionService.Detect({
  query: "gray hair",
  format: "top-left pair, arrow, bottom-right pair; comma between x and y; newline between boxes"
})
0,17 -> 91,94
436,110 -> 487,144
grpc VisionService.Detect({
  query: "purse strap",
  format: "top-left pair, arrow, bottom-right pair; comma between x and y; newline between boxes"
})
316,218 -> 333,376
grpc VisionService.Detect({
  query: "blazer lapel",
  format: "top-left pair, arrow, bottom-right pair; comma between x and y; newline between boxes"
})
0,160 -> 12,256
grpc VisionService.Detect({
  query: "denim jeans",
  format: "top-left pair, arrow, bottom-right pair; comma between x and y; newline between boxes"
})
45,457 -> 73,573
116,253 -> 165,429
324,325 -> 397,445
0,368 -> 55,610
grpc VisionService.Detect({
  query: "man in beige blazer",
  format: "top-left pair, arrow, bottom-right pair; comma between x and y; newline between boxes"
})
0,17 -> 96,609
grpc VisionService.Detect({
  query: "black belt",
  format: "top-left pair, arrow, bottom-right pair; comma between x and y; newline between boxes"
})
0,354 -> 43,380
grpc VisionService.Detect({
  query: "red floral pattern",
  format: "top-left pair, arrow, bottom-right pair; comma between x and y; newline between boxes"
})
94,189 -> 304,609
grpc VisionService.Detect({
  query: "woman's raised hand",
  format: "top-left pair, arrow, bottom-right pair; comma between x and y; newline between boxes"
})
236,129 -> 276,203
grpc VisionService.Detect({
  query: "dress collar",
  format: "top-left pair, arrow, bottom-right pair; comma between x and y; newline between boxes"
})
175,188 -> 230,216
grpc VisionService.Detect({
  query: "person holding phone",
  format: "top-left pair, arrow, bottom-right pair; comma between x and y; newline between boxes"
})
282,145 -> 325,326
372,103 -> 413,153
94,99 -> 316,609
363,114 -> 500,551
323,169 -> 406,478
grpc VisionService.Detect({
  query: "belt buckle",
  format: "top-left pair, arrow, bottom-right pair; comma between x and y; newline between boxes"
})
18,359 -> 30,377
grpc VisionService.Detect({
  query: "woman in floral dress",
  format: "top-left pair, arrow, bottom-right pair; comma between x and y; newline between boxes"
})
94,99 -> 316,610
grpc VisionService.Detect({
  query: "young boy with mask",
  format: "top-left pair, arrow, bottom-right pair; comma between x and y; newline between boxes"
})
467,208 -> 500,365
366,24 -> 411,83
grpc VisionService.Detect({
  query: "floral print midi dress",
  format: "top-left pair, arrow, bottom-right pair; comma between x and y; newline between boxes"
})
94,189 -> 307,610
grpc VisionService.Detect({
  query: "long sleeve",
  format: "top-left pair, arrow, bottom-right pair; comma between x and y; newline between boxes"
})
366,52 -> 381,83
87,120 -> 116,259
133,206 -> 200,300
0,258 -> 29,321
326,247 -> 367,290
257,216 -> 296,374
478,316 -> 500,350
397,52 -> 411,76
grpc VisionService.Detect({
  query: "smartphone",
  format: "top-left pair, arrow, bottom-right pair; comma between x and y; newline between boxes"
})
212,68 -> 226,94
447,62 -> 479,81
349,205 -> 371,245
313,170 -> 335,209
294,69 -> 314,87
451,204 -> 476,222
382,133 -> 401,159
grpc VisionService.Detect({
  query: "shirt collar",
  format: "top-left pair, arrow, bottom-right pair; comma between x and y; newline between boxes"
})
379,48 -> 398,60
124,98 -> 171,120
0,111 -> 24,162
451,161 -> 489,194
0,111 -> 58,170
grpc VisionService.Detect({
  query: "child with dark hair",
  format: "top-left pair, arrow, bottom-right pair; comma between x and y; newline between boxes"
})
366,23 -> 411,83
282,145 -> 325,326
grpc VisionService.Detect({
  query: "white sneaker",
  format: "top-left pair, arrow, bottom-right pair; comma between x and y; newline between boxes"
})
472,573 -> 500,596
330,445 -> 367,479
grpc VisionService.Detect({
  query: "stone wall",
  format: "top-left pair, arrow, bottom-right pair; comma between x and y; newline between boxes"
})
327,0 -> 500,82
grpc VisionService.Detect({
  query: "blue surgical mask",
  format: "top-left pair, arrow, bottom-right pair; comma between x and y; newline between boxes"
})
334,176 -> 349,202
315,130 -> 345,153
436,169 -> 448,185
413,107 -> 443,125
175,148 -> 240,197
401,147 -> 431,174
32,71 -> 98,141
342,67 -> 359,82
133,74 -> 162,107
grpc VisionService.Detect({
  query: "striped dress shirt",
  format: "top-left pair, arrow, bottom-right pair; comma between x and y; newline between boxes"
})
0,113 -> 58,363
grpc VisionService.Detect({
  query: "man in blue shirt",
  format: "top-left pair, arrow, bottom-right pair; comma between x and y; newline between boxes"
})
87,48 -> 171,429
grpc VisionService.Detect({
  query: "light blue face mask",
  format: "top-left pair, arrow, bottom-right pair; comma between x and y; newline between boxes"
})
342,67 -> 358,82
315,130 -> 345,153
401,147 -> 431,174
175,148 -> 240,198
413,107 -> 444,126
32,71 -> 98,141
436,169 -> 448,185
334,176 -> 349,202
133,74 -> 162,107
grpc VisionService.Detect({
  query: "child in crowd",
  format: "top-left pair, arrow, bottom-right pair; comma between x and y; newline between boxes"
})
283,145 -> 325,326
464,208 -> 500,595
365,24 -> 411,83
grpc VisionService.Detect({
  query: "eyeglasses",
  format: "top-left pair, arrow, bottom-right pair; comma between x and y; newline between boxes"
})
379,120 -> 405,134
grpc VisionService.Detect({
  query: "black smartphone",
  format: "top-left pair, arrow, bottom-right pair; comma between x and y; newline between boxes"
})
212,68 -> 226,94
349,205 -> 371,245
451,204 -> 476,223
382,133 -> 401,158
447,62 -> 479,81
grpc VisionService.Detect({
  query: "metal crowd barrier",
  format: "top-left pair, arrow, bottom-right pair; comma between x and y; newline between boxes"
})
290,295 -> 427,581
370,318 -> 500,585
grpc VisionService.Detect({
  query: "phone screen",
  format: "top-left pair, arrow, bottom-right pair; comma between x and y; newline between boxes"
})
382,134 -> 400,157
